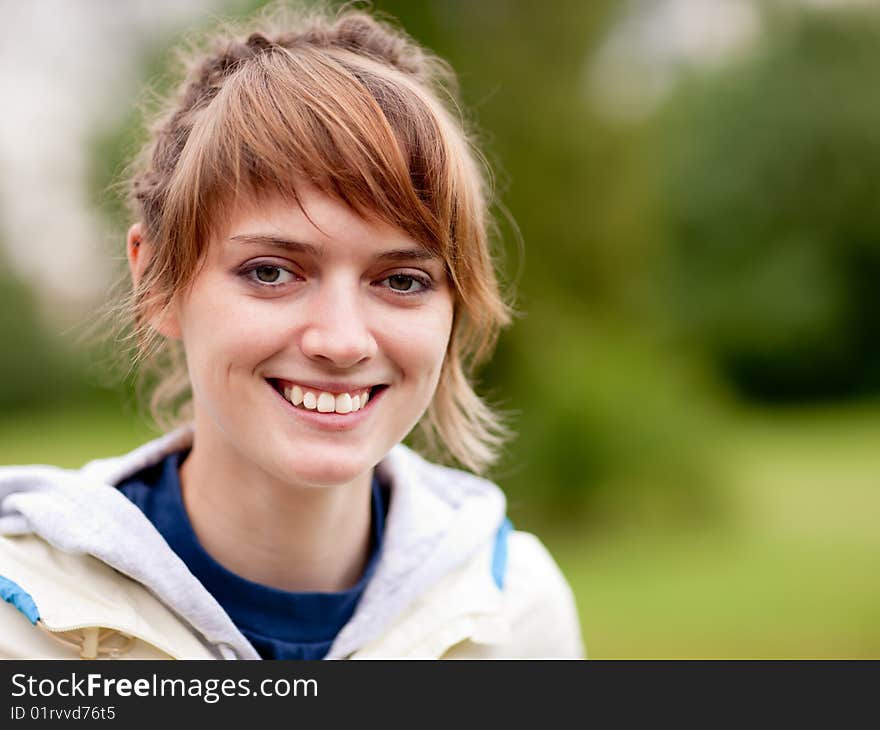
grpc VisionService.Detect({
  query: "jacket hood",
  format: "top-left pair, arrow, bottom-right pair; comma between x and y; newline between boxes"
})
0,426 -> 507,660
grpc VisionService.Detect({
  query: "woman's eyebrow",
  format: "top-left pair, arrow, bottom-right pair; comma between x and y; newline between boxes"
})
229,234 -> 320,255
229,234 -> 438,262
375,248 -> 439,262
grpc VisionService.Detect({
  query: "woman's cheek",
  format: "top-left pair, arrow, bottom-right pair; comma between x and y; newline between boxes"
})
200,293 -> 290,354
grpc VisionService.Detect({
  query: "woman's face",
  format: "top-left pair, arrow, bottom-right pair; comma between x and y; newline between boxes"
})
167,188 -> 454,487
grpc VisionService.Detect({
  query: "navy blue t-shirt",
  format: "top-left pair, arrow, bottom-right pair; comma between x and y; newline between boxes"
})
117,451 -> 387,660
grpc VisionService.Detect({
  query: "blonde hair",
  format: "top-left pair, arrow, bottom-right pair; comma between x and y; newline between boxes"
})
124,4 -> 513,474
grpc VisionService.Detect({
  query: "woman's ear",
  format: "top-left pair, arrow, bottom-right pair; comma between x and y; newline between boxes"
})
126,223 -> 183,340
126,222 -> 148,287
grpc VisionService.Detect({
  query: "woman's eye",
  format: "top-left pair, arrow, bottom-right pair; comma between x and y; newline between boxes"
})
245,265 -> 294,287
381,274 -> 430,294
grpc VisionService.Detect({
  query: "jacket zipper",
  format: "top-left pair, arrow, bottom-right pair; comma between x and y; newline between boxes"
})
37,621 -> 147,659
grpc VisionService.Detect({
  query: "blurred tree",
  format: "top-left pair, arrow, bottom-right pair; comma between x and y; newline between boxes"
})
653,8 -> 880,401
0,249 -> 81,412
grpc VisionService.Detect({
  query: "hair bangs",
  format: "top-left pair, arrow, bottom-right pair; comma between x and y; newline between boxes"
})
170,45 -> 456,265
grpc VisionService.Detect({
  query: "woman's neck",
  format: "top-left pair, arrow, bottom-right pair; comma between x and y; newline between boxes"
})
178,421 -> 374,593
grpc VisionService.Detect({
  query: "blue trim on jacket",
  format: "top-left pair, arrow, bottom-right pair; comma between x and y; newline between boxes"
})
0,575 -> 40,624
491,518 -> 513,590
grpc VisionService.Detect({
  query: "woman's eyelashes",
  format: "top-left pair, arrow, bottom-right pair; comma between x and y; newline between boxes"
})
375,272 -> 434,295
242,263 -> 298,287
239,261 -> 435,296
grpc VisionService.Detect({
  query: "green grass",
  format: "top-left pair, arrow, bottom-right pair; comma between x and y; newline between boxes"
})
0,398 -> 157,468
547,402 -> 880,658
552,531 -> 879,658
2,399 -> 879,658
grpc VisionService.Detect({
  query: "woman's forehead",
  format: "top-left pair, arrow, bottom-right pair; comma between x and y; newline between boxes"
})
217,190 -> 439,261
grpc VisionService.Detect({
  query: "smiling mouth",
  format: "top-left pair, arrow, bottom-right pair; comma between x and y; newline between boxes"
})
268,379 -> 388,414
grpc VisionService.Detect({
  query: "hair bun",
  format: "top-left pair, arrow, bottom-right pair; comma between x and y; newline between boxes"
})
245,32 -> 275,53
318,12 -> 427,78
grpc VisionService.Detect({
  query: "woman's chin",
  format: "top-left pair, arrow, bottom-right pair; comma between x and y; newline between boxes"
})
275,452 -> 373,489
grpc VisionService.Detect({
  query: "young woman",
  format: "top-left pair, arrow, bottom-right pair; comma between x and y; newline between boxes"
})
0,7 -> 583,659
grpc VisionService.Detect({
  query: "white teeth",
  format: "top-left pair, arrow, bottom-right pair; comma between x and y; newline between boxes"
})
281,384 -> 377,413
317,392 -> 335,413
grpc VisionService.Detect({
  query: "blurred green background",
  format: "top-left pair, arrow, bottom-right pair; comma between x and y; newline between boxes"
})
2,0 -> 879,657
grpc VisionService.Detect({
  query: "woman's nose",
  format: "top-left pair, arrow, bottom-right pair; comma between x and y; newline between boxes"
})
299,279 -> 378,368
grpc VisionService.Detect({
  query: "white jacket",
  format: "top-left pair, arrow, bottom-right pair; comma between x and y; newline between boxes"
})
0,428 -> 584,659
